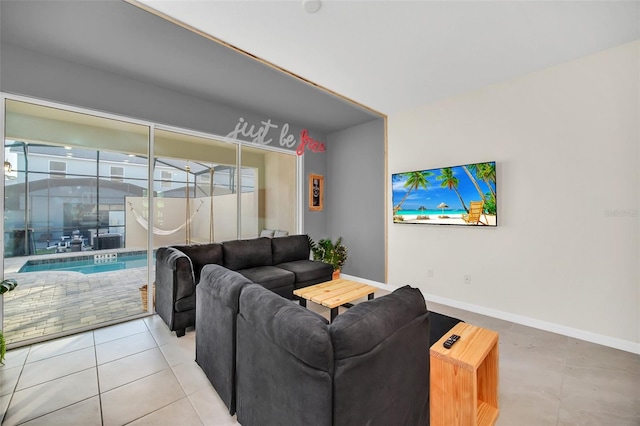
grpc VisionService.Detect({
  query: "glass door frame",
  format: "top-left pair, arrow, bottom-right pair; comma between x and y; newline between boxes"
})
1,92 -> 303,344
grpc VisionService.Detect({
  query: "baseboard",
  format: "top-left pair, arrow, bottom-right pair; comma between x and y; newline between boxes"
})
343,274 -> 640,355
340,273 -> 398,293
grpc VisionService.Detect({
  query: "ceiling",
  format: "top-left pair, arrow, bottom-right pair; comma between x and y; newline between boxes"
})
138,0 -> 640,115
0,0 -> 379,135
2,1 -> 637,134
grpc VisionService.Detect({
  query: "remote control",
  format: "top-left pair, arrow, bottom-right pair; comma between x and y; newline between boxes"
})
443,334 -> 460,349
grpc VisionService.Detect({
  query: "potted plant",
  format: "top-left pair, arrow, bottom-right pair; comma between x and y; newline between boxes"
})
1,278 -> 18,365
309,237 -> 348,279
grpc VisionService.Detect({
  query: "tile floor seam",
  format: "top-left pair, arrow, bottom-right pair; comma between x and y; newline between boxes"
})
99,366 -> 175,396
98,346 -> 160,368
0,374 -> 18,425
166,367 -> 187,400
94,329 -> 151,347
186,391 -> 209,426
1,346 -> 29,426
12,365 -> 97,395
171,365 -> 208,398
145,325 -> 165,347
24,344 -> 95,365
120,396 -> 184,426
95,332 -> 159,366
11,395 -> 99,426
91,331 -> 106,426
100,368 -> 187,426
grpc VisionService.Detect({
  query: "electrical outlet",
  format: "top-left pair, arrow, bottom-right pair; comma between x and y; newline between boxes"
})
428,269 -> 434,278
464,274 -> 471,284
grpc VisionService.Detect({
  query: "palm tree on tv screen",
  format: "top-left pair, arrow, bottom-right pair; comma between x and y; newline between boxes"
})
462,165 -> 486,203
476,162 -> 497,200
393,171 -> 433,213
466,162 -> 496,199
437,167 -> 469,213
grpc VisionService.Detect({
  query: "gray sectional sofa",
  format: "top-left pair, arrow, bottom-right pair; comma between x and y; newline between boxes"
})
155,234 -> 333,337
196,264 -> 431,425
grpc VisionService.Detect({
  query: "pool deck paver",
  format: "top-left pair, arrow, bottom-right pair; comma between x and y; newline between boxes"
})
2,250 -> 152,346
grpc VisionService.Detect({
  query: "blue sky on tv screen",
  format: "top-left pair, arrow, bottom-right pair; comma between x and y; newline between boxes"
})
392,162 -> 496,212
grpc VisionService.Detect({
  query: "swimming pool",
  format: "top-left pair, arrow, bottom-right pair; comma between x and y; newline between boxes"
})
18,252 -> 152,275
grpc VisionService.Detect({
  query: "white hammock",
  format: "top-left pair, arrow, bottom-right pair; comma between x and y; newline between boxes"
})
127,200 -> 204,236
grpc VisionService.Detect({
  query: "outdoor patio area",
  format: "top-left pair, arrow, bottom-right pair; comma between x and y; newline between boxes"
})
2,250 -> 151,346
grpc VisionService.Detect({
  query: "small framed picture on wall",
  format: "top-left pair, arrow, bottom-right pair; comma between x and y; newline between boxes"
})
309,174 -> 324,211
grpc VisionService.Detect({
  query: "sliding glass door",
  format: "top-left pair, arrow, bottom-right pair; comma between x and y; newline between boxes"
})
1,96 -> 300,348
152,129 -> 239,247
240,144 -> 298,238
3,99 -> 150,345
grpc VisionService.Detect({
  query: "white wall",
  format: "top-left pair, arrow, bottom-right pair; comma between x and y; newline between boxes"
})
388,41 -> 639,352
126,193 -> 258,248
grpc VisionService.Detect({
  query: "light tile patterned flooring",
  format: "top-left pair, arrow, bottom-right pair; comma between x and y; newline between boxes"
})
0,297 -> 639,425
0,315 -> 235,426
3,253 -> 148,345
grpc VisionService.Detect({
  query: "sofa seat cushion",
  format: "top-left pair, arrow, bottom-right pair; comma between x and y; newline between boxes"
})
223,237 -> 272,271
276,260 -> 333,286
174,293 -> 196,312
237,266 -> 295,291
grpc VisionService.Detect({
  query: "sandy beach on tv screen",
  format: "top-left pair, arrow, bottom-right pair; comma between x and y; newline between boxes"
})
395,214 -> 497,226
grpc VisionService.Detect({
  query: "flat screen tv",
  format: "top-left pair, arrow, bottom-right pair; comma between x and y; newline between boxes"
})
392,161 -> 497,226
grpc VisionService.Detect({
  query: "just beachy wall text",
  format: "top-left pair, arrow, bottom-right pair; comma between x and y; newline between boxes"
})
226,117 -> 325,155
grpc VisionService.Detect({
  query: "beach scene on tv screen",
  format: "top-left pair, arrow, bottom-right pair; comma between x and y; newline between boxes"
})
392,161 -> 497,226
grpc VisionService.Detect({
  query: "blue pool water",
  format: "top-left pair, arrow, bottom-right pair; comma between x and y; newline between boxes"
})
19,254 -> 150,275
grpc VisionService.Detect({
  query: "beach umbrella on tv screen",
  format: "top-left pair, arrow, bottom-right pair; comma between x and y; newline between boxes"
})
418,206 -> 427,211
437,202 -> 448,214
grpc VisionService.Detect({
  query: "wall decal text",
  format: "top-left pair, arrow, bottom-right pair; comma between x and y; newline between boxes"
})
296,129 -> 326,156
227,117 -> 296,148
227,117 -> 325,156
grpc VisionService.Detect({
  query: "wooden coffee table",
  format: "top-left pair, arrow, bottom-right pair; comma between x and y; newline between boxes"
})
293,278 -> 377,322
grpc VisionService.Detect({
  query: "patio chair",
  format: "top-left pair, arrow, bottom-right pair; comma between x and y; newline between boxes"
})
462,201 -> 487,225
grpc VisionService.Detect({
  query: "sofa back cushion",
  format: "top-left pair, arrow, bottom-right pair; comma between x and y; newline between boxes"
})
239,284 -> 332,369
173,243 -> 223,283
222,237 -> 272,271
330,285 -> 430,426
271,234 -> 310,265
236,284 -> 333,426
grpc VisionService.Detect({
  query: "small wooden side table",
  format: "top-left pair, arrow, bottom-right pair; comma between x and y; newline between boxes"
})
293,279 -> 376,322
430,322 -> 499,426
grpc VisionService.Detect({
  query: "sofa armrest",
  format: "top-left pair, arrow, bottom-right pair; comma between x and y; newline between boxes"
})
156,247 -> 196,301
154,247 -> 198,337
196,264 -> 253,414
171,243 -> 223,283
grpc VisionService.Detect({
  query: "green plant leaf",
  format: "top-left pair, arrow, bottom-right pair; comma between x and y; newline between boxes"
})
307,237 -> 347,271
0,331 -> 6,365
0,279 -> 18,295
